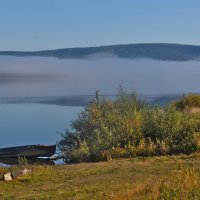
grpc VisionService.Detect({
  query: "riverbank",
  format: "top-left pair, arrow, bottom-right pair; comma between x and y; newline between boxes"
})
0,154 -> 200,199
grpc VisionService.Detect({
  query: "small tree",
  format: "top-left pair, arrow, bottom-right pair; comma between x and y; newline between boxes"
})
58,88 -> 146,162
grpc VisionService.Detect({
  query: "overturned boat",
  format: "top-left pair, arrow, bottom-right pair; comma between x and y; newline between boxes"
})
0,144 -> 56,158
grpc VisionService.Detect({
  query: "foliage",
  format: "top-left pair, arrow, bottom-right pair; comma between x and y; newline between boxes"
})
175,94 -> 200,110
142,105 -> 199,154
58,89 -> 200,163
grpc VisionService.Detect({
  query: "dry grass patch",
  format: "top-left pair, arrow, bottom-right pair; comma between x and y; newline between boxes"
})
0,155 -> 200,199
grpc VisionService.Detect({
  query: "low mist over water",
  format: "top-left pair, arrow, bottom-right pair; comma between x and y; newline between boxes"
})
1,56 -> 200,99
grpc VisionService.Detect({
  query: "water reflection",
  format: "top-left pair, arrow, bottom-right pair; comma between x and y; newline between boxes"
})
0,104 -> 83,148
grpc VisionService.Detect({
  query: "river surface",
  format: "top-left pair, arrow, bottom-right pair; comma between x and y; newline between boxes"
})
0,103 -> 82,148
1,56 -> 200,148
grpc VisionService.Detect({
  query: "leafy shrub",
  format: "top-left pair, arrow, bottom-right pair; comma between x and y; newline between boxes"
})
175,94 -> 200,110
58,89 -> 200,163
58,88 -> 146,162
142,106 -> 199,154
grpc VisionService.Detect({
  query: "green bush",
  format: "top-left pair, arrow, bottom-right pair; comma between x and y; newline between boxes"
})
58,131 -> 90,163
58,88 -> 146,162
175,94 -> 200,110
142,106 -> 199,154
58,89 -> 200,163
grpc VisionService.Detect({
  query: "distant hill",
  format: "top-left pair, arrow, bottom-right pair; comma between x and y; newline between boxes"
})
1,43 -> 200,61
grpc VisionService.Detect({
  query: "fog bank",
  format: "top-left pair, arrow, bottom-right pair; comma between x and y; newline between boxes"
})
0,56 -> 200,98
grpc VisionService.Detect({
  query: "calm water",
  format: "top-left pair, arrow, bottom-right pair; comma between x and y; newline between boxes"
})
1,56 -> 200,148
0,103 -> 82,148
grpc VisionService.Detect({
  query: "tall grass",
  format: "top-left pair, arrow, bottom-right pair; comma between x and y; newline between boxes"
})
1,156 -> 200,199
111,167 -> 200,200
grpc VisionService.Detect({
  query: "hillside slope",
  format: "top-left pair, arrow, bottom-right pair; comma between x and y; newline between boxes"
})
1,43 -> 200,61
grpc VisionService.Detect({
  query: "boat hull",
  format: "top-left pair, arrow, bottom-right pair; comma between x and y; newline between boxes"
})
0,145 -> 56,158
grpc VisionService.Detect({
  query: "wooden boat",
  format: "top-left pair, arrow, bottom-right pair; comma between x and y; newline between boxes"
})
0,144 -> 56,158
0,157 -> 55,165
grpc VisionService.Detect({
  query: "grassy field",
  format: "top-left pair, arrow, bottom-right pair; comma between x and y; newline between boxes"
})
0,155 -> 200,199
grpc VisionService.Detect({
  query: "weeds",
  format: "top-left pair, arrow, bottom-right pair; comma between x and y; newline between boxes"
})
18,156 -> 29,168
111,166 -> 200,200
0,155 -> 200,199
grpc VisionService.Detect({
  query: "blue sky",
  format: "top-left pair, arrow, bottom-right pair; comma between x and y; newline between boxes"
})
0,0 -> 200,50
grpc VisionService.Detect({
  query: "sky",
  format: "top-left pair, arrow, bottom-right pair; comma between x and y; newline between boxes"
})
0,0 -> 200,51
